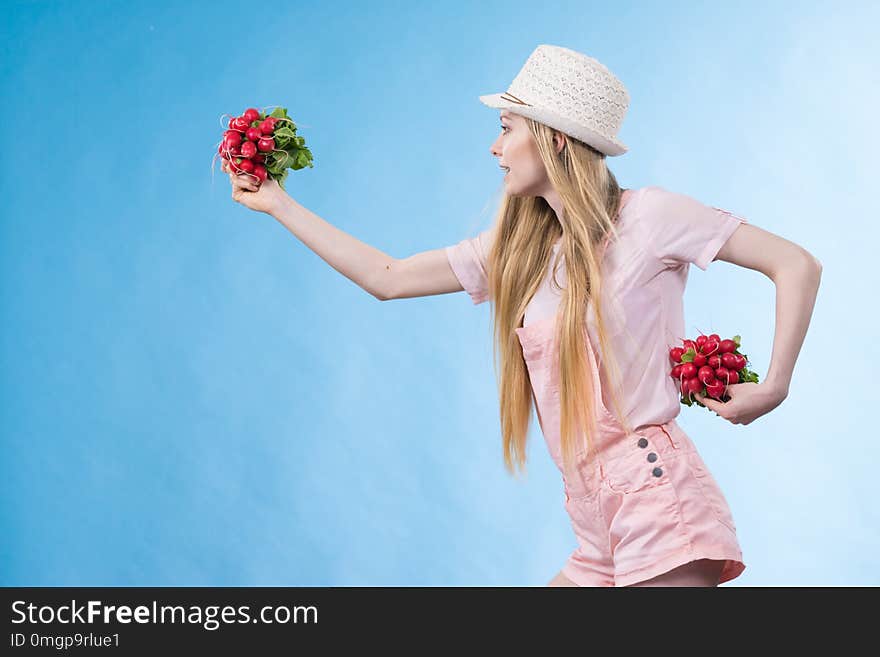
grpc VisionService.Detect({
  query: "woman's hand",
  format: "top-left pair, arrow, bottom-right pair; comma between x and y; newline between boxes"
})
221,159 -> 289,216
695,382 -> 786,426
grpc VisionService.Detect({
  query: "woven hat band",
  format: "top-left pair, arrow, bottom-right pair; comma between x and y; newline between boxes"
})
499,92 -> 532,106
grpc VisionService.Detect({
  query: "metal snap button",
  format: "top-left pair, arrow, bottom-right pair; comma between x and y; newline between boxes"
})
652,467 -> 663,477
637,437 -> 648,448
647,452 -> 657,463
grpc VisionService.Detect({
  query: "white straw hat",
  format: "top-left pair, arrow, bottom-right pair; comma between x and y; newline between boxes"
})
479,44 -> 630,156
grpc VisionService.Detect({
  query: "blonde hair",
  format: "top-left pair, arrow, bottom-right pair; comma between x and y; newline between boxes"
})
486,117 -> 634,478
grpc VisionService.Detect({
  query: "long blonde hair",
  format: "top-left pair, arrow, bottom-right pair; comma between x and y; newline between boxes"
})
486,117 -> 634,478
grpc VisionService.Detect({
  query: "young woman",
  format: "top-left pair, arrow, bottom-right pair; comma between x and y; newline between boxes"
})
221,45 -> 822,587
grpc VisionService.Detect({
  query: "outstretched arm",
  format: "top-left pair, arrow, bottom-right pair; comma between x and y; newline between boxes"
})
270,196 -> 464,301
697,223 -> 822,424
270,196 -> 394,300
223,164 -> 466,301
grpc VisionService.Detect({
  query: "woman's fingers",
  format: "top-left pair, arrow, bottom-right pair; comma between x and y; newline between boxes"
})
238,173 -> 259,191
222,160 -> 260,193
229,171 -> 259,193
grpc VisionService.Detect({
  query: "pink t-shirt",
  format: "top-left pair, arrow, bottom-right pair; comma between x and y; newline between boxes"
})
445,185 -> 749,432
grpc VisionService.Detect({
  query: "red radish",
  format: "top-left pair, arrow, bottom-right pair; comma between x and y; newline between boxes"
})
217,105 -> 312,193
701,339 -> 719,356
240,141 -> 257,158
706,381 -> 725,399
686,378 -> 703,395
259,118 -> 277,135
698,366 -> 715,386
669,331 -> 759,411
715,367 -> 732,384
718,339 -> 737,354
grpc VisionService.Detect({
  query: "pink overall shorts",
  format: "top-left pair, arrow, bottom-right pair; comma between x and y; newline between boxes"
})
515,314 -> 746,587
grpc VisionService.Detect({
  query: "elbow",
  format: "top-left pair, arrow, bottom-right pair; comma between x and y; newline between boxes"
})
802,250 -> 822,285
773,250 -> 822,283
375,259 -> 398,301
806,251 -> 822,275
374,283 -> 394,302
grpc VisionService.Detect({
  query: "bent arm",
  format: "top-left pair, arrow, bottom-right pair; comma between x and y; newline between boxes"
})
270,196 -> 399,301
715,223 -> 823,398
763,260 -> 822,398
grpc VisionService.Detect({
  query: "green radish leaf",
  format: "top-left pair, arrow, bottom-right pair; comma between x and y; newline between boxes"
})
681,347 -> 696,363
272,151 -> 292,168
270,107 -> 288,119
274,127 -> 296,140
294,149 -> 313,169
733,335 -> 741,346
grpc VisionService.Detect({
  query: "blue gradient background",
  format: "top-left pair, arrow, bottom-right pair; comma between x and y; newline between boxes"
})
2,0 -> 875,586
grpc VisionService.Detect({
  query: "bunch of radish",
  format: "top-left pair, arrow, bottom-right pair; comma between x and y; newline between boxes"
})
669,333 -> 760,408
214,106 -> 313,191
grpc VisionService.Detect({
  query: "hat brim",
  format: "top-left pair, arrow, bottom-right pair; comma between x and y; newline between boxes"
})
478,92 -> 628,157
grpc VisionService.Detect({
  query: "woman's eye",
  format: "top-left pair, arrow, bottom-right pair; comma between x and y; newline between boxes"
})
501,126 -> 509,133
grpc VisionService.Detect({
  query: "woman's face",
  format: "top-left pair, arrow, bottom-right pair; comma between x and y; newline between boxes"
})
490,110 -> 551,197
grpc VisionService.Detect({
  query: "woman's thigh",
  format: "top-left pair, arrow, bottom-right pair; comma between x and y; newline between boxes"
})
546,570 -> 580,587
624,558 -> 724,587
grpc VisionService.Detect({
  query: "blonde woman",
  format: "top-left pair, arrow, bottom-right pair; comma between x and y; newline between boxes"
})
222,45 -> 822,587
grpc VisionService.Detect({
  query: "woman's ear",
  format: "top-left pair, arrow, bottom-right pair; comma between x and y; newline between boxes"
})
553,132 -> 567,154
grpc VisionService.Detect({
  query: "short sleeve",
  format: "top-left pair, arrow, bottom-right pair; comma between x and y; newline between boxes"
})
444,224 -> 496,305
642,186 -> 749,271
